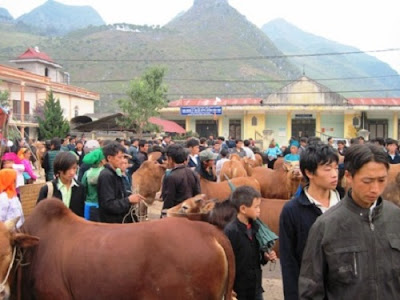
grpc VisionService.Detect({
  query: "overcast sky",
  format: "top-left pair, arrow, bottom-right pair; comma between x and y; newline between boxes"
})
1,0 -> 399,73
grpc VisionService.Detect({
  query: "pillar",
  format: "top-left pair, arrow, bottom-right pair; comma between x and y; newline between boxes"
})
316,112 -> 321,137
286,112 -> 292,139
185,117 -> 191,132
218,116 -> 223,137
393,112 -> 398,140
20,82 -> 25,138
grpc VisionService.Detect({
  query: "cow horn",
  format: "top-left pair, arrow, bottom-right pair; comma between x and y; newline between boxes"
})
4,217 -> 20,231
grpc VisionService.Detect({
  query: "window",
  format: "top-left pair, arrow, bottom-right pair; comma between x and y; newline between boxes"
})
74,106 -> 79,117
251,116 -> 257,126
45,67 -> 49,77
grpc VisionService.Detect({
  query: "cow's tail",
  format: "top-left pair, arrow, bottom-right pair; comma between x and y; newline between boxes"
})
214,233 -> 236,300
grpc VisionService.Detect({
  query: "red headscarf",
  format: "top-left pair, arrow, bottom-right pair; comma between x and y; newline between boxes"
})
0,169 -> 17,198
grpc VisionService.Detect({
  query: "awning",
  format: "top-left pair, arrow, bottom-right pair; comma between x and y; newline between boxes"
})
73,113 -> 185,134
149,117 -> 186,134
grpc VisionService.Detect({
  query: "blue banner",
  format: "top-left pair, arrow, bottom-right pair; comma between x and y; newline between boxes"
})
180,106 -> 222,116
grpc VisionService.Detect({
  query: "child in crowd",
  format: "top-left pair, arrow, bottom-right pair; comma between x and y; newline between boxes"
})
0,169 -> 24,228
224,186 -> 277,300
216,148 -> 229,181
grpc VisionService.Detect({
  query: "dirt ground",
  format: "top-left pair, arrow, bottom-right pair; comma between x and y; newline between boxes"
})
148,201 -> 284,300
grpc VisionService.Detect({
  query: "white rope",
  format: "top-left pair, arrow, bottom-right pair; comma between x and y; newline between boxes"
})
0,247 -> 16,293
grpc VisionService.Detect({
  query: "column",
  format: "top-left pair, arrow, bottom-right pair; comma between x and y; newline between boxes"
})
185,117 -> 191,132
218,116 -> 223,137
20,82 -> 25,138
393,112 -> 398,140
286,112 -> 292,139
316,112 -> 321,137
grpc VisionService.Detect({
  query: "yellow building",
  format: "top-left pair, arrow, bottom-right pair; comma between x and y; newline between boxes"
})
160,76 -> 400,147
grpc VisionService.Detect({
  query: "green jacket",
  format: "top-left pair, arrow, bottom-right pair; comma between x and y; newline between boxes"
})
81,166 -> 104,204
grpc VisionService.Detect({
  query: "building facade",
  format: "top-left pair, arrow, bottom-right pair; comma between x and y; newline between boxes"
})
160,76 -> 400,148
0,48 -> 99,140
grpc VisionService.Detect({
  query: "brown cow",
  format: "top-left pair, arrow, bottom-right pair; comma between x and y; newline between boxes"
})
167,194 -> 236,229
132,160 -> 166,221
259,198 -> 288,257
220,159 -> 247,181
200,177 -> 261,201
0,219 -> 38,300
382,172 -> 400,207
251,162 -> 303,199
12,199 -> 235,300
167,196 -> 286,257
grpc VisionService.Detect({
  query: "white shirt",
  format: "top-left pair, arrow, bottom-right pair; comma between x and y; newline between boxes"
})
189,154 -> 199,166
243,147 -> 255,160
304,187 -> 340,213
216,158 -> 229,181
0,192 -> 24,228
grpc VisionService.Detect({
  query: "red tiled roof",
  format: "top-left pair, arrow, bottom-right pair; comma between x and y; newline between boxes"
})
348,98 -> 400,106
149,117 -> 186,134
17,48 -> 54,63
168,98 -> 262,107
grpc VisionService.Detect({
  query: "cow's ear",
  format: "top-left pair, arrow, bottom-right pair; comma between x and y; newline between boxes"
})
194,194 -> 207,204
282,162 -> 290,171
13,233 -> 39,248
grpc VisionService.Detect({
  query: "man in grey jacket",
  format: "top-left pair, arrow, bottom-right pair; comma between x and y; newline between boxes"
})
299,144 -> 400,299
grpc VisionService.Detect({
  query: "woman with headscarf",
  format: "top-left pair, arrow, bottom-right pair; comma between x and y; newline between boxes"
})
81,148 -> 106,221
1,152 -> 26,191
0,169 -> 24,228
17,148 -> 37,184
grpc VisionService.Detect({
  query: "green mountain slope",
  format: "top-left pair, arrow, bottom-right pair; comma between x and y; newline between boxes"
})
0,0 -> 301,112
16,0 -> 105,36
262,18 -> 400,97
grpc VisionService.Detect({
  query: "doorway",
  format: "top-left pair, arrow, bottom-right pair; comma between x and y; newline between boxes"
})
229,119 -> 241,140
292,119 -> 316,138
195,120 -> 217,138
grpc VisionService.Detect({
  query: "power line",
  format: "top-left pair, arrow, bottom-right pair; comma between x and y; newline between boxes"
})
1,47 -> 399,63
71,74 -> 400,84
103,88 -> 400,98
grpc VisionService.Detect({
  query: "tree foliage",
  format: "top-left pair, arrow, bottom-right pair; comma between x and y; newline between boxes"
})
117,67 -> 168,137
0,81 -> 9,108
37,91 -> 70,140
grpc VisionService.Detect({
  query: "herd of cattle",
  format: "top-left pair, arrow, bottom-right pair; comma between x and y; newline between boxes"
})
2,151 -> 400,299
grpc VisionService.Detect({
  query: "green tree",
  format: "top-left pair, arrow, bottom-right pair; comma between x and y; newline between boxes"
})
0,81 -> 9,108
37,91 -> 70,140
117,67 -> 168,137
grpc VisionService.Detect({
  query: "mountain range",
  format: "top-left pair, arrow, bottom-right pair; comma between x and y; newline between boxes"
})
0,0 -> 398,113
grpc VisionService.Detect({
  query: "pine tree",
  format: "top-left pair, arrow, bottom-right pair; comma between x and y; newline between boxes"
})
37,91 -> 70,140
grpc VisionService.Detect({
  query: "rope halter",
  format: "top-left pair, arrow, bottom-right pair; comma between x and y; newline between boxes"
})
0,247 -> 16,294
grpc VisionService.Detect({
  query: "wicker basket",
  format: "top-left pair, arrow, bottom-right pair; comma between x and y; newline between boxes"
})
19,183 -> 45,217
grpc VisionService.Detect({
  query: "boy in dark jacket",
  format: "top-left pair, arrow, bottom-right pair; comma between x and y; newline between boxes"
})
279,144 -> 340,300
97,142 -> 145,223
224,186 -> 277,300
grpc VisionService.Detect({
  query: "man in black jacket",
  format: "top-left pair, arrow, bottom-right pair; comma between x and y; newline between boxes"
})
98,142 -> 145,223
161,144 -> 201,214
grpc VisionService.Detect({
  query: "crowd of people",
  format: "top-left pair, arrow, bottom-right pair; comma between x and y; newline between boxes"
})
1,132 -> 400,299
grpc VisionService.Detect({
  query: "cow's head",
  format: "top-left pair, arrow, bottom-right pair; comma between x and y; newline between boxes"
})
283,161 -> 303,179
0,218 -> 39,300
